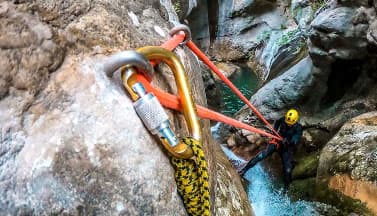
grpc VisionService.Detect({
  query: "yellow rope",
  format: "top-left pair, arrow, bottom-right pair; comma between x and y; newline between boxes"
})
170,137 -> 211,216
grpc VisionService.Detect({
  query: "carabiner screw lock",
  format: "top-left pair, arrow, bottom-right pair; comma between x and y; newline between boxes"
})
132,82 -> 179,147
104,48 -> 200,159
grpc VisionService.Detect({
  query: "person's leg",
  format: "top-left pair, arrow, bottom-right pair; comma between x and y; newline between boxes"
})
280,150 -> 293,190
239,143 -> 277,176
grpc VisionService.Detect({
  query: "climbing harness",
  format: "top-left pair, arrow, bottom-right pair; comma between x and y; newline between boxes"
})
105,47 -> 210,216
269,138 -> 281,150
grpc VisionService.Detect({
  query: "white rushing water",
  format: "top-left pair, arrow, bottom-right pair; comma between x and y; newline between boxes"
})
213,67 -> 319,215
220,145 -> 319,216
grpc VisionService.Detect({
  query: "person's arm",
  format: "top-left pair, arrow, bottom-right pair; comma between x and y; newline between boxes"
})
274,117 -> 284,131
291,125 -> 303,146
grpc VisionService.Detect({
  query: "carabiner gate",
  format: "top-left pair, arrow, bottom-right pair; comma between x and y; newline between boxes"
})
135,46 -> 201,142
106,47 -> 200,159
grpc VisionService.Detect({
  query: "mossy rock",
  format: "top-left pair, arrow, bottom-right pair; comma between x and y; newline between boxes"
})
292,152 -> 320,180
289,178 -> 374,216
310,0 -> 327,13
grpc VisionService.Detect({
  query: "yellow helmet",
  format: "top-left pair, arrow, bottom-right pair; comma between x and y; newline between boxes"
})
285,109 -> 299,125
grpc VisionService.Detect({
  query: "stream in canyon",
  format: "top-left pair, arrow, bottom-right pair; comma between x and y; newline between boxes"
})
216,65 -> 258,116
212,67 -> 318,216
220,146 -> 318,216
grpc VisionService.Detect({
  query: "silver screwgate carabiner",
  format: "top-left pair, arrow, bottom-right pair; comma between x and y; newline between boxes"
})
104,49 -> 197,159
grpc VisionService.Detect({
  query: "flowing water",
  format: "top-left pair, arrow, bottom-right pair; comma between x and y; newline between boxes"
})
220,146 -> 318,216
213,67 -> 318,216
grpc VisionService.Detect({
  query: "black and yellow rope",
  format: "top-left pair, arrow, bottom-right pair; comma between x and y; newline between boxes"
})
116,47 -> 210,215
170,137 -> 211,216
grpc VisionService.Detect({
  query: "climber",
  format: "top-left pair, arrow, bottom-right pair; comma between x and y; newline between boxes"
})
239,109 -> 303,190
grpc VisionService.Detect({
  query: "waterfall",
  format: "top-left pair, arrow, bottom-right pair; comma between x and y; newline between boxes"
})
210,122 -> 222,141
220,145 -> 319,216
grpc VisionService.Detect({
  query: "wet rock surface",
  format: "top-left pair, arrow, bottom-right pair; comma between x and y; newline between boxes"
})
251,26 -> 307,81
288,178 -> 373,216
318,112 -> 377,182
248,56 -> 318,119
317,111 -> 377,214
292,152 -> 320,180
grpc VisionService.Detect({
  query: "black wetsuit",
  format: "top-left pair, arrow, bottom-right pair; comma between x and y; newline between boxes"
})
239,117 -> 303,188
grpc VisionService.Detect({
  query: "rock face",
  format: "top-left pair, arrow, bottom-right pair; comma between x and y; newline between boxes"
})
254,27 -> 307,80
318,112 -> 377,214
309,6 -> 369,66
291,0 -> 316,32
2,55 -> 186,215
247,56 -> 322,119
187,0 -> 211,50
240,0 -> 377,124
0,1 -> 252,215
202,0 -> 375,123
208,1 -> 377,213
214,0 -> 287,60
305,2 -> 377,130
213,62 -> 241,80
210,0 -> 310,82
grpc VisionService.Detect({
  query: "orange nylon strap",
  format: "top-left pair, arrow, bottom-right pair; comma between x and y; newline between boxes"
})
136,75 -> 281,140
147,33 -> 186,69
160,33 -> 186,51
142,33 -> 185,82
135,31 -> 282,141
185,41 -> 282,139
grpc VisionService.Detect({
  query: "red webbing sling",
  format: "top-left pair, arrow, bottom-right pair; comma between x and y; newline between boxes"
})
136,32 -> 282,141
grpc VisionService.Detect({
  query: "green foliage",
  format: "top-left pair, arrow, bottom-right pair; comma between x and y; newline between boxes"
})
256,30 -> 272,43
292,7 -> 303,19
292,152 -> 320,179
293,6 -> 301,16
295,38 -> 306,53
280,23 -> 287,30
312,0 -> 327,13
172,0 -> 181,14
277,29 -> 300,46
